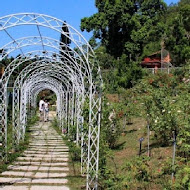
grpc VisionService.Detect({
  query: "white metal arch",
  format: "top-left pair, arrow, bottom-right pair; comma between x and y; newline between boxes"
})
24,74 -> 82,138
0,13 -> 102,190
0,13 -> 94,61
12,61 -> 80,141
19,80 -> 64,143
22,76 -> 83,156
0,36 -> 91,78
18,71 -> 80,134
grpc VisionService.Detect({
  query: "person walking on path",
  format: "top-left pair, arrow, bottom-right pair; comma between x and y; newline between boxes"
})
44,99 -> 50,122
39,97 -> 45,121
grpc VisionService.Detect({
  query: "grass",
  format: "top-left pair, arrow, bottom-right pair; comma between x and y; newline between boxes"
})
0,114 -> 39,173
106,116 -> 173,189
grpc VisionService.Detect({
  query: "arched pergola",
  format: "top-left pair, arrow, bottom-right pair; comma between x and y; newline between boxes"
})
0,13 -> 102,190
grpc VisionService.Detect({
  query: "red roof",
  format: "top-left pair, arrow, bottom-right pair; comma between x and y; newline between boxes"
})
141,57 -> 161,68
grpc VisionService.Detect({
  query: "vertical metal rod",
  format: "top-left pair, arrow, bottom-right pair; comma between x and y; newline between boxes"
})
87,82 -> 93,189
123,115 -> 126,132
76,96 -> 79,145
171,131 -> 176,183
71,85 -> 75,126
147,123 -> 150,157
65,91 -> 68,132
139,142 -> 142,156
139,137 -> 144,156
5,87 -> 8,161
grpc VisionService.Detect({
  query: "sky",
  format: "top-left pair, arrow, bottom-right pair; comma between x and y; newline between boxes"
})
0,0 -> 180,42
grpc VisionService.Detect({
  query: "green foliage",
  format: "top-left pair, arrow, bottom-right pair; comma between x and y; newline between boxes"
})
159,157 -> 190,189
101,56 -> 146,91
0,114 -> 38,173
131,70 -> 190,150
101,99 -> 123,149
122,156 -> 152,187
117,56 -> 146,88
51,117 -> 59,129
99,156 -> 153,189
81,2 -> 190,188
68,141 -> 81,161
101,68 -> 189,188
99,167 -> 125,190
141,41 -> 161,59
97,68 -> 190,189
95,46 -> 115,69
81,0 -> 166,61
174,163 -> 190,189
118,88 -> 141,120
51,118 -> 81,161
81,0 -> 190,92
0,57 -> 14,67
27,114 -> 39,127
165,1 -> 190,65
68,124 -> 77,141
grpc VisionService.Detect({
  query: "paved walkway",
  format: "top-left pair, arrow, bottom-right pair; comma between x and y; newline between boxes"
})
0,117 -> 70,190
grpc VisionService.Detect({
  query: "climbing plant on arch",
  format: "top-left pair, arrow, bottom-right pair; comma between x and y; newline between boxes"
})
0,13 -> 102,189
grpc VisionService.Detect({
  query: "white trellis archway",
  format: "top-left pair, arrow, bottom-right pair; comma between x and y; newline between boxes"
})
13,61 -> 83,142
0,13 -> 102,190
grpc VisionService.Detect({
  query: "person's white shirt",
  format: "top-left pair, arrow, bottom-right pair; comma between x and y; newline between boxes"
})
39,99 -> 45,111
44,102 -> 49,111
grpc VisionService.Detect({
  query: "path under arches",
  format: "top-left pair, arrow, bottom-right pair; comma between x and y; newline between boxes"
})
0,112 -> 70,190
0,13 -> 102,189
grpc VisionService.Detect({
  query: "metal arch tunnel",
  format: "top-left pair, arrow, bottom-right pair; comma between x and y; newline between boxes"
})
0,13 -> 102,190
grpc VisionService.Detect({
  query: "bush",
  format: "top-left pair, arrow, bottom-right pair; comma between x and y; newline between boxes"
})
133,71 -> 190,149
101,99 -> 123,149
69,142 -> 81,161
174,164 -> 190,189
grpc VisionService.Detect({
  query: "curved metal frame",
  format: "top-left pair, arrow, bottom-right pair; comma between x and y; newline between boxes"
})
0,13 -> 102,190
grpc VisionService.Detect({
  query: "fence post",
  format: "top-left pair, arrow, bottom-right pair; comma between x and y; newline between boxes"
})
171,130 -> 176,183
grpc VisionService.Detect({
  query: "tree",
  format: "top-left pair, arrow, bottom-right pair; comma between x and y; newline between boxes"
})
178,0 -> 190,6
81,0 -> 167,89
165,1 -> 190,65
81,0 -> 166,62
95,45 -> 115,69
60,22 -> 72,62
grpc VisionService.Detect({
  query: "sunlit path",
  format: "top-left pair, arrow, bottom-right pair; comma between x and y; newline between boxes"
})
0,112 -> 70,190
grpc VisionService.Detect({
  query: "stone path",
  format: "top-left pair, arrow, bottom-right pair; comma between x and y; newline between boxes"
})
0,118 -> 70,190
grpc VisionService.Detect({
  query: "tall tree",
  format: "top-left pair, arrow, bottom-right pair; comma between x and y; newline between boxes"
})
60,22 -> 72,62
81,0 -> 166,61
165,1 -> 190,65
